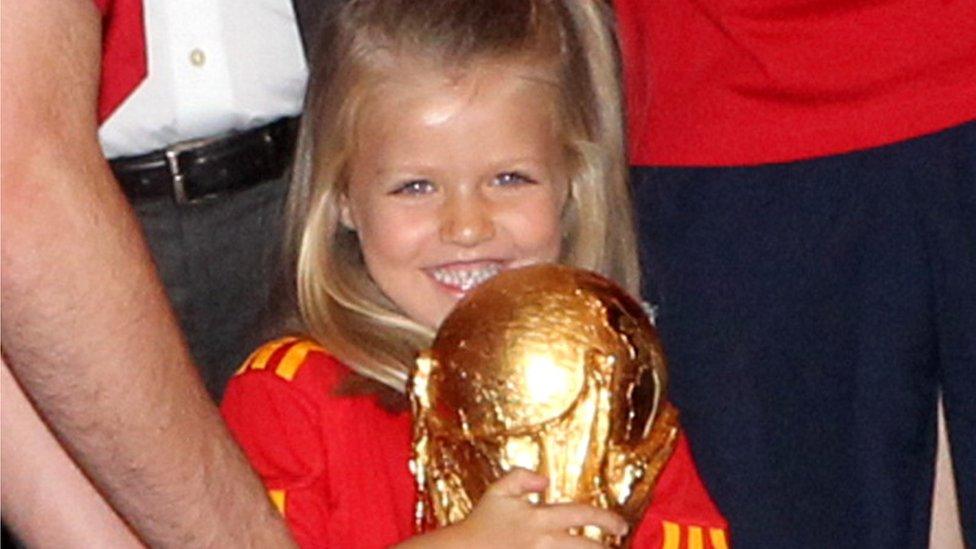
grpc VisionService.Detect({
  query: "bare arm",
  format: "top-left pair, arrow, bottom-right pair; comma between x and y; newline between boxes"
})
0,1 -> 294,546
930,400 -> 964,549
1,360 -> 142,548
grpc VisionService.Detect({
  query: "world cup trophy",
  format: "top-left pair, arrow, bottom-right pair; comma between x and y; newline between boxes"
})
409,264 -> 680,546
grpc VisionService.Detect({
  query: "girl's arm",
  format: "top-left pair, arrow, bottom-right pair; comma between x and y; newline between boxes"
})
221,342 -> 333,547
629,432 -> 730,548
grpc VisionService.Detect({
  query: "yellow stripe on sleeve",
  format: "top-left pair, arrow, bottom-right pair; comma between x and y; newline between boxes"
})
249,337 -> 298,372
268,489 -> 286,516
235,345 -> 265,376
709,528 -> 729,549
662,521 -> 681,549
275,341 -> 318,381
688,525 -> 704,549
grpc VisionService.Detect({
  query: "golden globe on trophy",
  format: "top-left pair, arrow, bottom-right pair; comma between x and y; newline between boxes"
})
409,264 -> 680,547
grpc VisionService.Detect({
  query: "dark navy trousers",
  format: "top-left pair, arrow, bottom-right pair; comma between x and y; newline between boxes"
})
633,121 -> 975,548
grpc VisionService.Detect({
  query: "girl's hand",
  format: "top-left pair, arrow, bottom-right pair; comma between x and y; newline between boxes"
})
397,468 -> 629,548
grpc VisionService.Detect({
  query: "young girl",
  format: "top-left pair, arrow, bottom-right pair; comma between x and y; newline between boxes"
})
221,1 -> 728,547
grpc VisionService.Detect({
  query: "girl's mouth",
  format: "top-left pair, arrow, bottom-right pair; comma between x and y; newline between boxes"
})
427,262 -> 504,294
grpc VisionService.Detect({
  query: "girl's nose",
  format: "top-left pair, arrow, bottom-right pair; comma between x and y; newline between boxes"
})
439,193 -> 495,247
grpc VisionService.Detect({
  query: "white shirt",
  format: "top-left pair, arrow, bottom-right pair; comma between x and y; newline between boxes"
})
99,0 -> 308,159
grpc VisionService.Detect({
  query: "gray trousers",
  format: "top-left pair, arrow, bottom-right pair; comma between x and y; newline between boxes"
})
133,177 -> 289,400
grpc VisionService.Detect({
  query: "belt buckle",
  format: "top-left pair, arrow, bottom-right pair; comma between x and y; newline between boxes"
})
162,135 -> 221,205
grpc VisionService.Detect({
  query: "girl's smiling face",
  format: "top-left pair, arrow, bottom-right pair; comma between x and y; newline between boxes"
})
341,62 -> 569,330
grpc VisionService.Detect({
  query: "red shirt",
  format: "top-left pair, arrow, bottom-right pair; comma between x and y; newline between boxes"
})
221,337 -> 730,548
616,0 -> 976,166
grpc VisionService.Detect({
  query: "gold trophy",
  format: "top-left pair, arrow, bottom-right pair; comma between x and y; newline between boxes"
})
409,264 -> 680,546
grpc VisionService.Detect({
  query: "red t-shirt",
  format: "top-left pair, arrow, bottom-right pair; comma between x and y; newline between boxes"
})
616,0 -> 976,166
221,337 -> 730,548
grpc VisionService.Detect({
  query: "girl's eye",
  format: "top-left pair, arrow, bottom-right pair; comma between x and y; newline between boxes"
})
493,171 -> 536,186
391,179 -> 435,195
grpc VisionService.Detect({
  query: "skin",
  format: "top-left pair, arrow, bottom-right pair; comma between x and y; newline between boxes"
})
341,62 -> 569,329
930,400 -> 965,549
1,360 -> 142,548
1,1 -> 294,546
397,469 -> 628,549
344,59 -> 625,547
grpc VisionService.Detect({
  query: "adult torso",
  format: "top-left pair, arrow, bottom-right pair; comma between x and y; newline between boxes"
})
95,0 -> 309,158
617,0 -> 976,166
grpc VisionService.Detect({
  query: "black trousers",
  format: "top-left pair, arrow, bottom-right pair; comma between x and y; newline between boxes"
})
134,176 -> 289,400
633,121 -> 975,548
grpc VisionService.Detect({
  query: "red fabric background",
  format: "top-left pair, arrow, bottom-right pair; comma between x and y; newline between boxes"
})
616,0 -> 976,166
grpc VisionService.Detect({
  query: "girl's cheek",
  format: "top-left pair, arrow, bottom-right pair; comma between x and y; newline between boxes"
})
360,203 -> 437,253
511,197 -> 563,254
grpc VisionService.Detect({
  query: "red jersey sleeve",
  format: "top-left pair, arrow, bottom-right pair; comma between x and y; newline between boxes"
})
221,338 -> 335,548
631,432 -> 730,548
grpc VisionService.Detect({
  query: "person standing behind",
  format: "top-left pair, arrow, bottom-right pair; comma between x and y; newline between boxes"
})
98,0 -> 312,399
616,1 -> 975,547
1,0 -> 323,544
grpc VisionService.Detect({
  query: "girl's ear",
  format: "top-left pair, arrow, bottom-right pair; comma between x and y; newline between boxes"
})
339,194 -> 357,231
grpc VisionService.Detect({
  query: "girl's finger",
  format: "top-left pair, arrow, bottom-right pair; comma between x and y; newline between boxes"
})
483,468 -> 548,498
542,532 -> 613,549
537,502 -> 629,537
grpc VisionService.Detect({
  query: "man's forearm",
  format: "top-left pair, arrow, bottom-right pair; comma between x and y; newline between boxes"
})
1,1 -> 294,545
1,119 -> 295,549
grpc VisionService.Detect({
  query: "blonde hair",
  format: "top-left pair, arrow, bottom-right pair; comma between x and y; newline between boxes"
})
286,0 -> 639,393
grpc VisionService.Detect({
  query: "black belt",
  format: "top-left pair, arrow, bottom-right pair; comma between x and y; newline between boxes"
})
110,117 -> 298,205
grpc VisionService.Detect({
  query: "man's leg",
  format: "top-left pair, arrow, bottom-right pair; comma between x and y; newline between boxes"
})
632,127 -> 969,546
134,177 -> 288,399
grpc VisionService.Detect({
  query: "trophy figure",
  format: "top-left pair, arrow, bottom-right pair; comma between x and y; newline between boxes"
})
409,264 -> 680,546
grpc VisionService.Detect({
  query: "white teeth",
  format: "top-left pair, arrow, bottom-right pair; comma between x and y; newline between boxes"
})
431,264 -> 503,292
